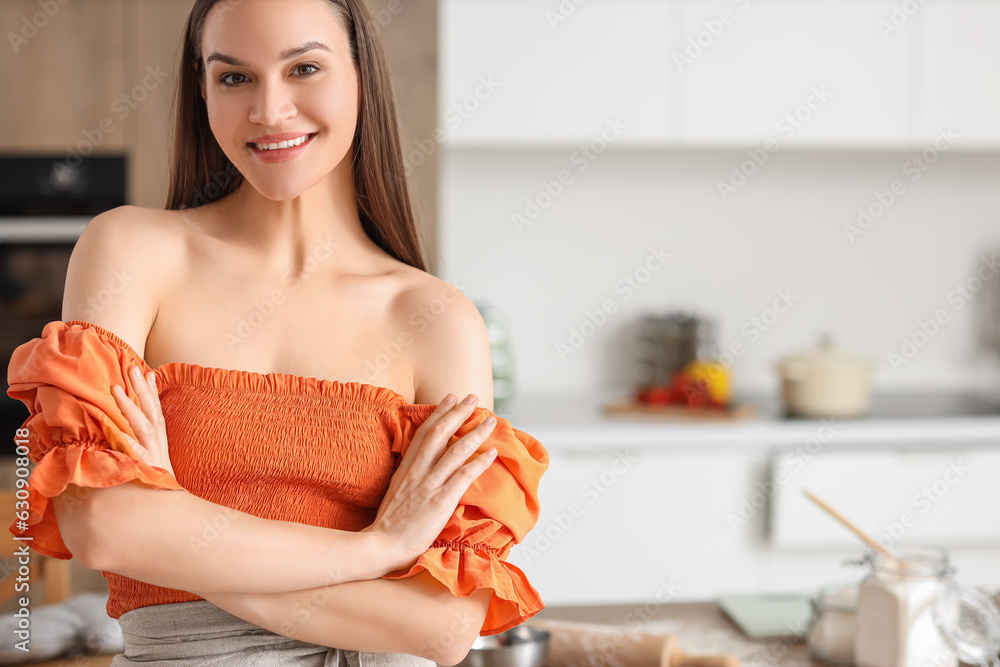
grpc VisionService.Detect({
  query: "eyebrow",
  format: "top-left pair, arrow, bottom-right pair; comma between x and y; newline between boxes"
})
204,40 -> 331,67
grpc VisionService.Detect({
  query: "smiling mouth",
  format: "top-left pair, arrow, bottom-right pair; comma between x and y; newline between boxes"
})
247,133 -> 317,151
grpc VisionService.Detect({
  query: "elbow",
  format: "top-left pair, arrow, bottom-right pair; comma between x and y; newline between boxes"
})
432,590 -> 492,666
51,486 -> 113,571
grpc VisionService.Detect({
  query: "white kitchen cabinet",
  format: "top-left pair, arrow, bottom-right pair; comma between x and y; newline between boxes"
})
507,446 -> 761,605
678,0 -> 914,147
769,446 -> 1000,548
920,0 -> 1000,147
439,0 -> 676,146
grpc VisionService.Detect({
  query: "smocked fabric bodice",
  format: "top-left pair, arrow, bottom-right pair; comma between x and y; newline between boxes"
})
7,320 -> 550,636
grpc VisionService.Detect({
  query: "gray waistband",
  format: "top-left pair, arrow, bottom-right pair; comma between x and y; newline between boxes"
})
112,600 -> 436,667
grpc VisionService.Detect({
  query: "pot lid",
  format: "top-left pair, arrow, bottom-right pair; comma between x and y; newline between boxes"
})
777,334 -> 873,376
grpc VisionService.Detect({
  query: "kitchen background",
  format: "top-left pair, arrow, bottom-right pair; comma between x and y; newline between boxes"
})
3,0 -> 1000,654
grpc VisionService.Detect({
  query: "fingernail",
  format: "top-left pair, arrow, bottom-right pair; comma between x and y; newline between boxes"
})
462,394 -> 477,405
112,385 -> 122,395
484,416 -> 496,425
443,393 -> 456,404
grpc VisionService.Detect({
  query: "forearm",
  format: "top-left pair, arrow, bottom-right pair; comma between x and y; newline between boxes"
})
60,480 -> 388,593
193,571 -> 490,664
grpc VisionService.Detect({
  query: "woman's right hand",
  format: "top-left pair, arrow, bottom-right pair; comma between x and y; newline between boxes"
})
361,393 -> 498,575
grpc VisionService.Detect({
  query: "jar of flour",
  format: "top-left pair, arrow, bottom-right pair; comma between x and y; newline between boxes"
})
854,544 -> 1000,667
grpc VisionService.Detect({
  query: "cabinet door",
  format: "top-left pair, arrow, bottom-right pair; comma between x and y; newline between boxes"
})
0,0 -> 126,152
439,0 -> 675,146
920,0 -> 1000,147
769,446 -> 1000,548
678,0 -> 913,147
507,447 -> 758,605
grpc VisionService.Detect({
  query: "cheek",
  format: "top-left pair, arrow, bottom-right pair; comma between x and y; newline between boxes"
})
205,98 -> 245,149
311,81 -> 359,141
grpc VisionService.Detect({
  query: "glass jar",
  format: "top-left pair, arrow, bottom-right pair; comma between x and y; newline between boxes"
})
807,582 -> 858,665
475,302 -> 515,412
854,544 -> 1000,667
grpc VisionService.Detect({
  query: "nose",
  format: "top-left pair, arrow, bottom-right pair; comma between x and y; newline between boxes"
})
248,78 -> 296,126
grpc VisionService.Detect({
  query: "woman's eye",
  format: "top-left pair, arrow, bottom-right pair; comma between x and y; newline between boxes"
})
220,72 -> 249,87
218,65 -> 317,87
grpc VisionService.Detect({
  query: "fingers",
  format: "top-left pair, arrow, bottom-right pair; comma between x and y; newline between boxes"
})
112,376 -> 147,430
112,365 -> 160,438
129,366 -> 163,427
399,393 -> 477,471
396,393 -> 456,473
441,439 -> 499,501
408,394 -> 484,472
425,414 -> 498,489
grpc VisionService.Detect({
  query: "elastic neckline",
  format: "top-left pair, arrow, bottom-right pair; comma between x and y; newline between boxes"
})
62,319 -> 412,405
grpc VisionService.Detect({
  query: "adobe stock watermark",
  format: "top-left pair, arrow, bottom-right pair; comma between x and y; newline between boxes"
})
887,252 -> 998,371
874,459 -> 968,551
369,0 -> 416,33
843,127 -> 959,244
512,117 -> 628,233
223,235 -> 340,351
7,0 -> 72,54
877,0 -> 927,40
681,287 -> 800,402
727,419 -> 841,532
359,282 -> 468,385
546,0 -> 589,30
404,75 -> 501,177
557,577 -> 684,667
75,267 -> 135,321
521,449 -> 638,565
555,244 -> 671,362
716,84 -> 833,202
57,65 -> 170,170
672,0 -> 752,73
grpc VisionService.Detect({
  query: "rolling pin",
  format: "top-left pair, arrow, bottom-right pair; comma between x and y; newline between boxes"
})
524,618 -> 740,667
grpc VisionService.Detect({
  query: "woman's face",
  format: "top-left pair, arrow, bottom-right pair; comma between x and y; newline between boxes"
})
199,0 -> 359,201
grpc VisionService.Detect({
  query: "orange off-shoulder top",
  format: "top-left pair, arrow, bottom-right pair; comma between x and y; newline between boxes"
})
6,320 -> 549,636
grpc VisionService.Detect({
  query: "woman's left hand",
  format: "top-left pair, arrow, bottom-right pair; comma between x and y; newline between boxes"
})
112,365 -> 176,478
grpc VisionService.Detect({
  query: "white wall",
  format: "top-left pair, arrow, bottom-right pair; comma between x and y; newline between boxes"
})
439,148 -> 1000,396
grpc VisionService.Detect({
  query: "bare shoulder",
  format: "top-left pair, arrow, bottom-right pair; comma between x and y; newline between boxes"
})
392,268 -> 494,409
62,205 -> 187,359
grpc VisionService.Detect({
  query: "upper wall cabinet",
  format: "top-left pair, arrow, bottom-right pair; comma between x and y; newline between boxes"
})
920,0 -> 1000,148
677,0 -> 914,148
441,0 -> 1000,149
439,0 -> 677,146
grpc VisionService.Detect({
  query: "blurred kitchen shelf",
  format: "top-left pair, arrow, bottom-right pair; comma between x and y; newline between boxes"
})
602,400 -> 756,421
499,389 -> 1000,451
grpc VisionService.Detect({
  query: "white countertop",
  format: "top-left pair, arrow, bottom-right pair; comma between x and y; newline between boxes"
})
494,389 -> 1000,451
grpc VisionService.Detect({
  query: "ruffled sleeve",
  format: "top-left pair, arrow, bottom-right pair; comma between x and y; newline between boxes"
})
7,320 -> 185,560
382,404 -> 549,636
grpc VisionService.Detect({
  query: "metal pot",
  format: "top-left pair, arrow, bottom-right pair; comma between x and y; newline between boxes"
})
776,335 -> 874,418
457,625 -> 549,667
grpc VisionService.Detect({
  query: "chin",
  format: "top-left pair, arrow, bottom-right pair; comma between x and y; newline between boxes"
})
242,173 -> 319,201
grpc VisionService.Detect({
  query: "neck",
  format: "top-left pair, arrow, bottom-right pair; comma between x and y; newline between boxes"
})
218,156 -> 380,282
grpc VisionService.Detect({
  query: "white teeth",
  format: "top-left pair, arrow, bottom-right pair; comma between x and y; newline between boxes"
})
254,134 -> 311,151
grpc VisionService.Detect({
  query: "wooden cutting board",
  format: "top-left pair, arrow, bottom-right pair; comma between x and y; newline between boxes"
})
602,401 -> 756,421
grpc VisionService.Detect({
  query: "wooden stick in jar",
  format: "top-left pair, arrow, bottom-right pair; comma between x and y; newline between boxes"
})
803,489 -> 899,564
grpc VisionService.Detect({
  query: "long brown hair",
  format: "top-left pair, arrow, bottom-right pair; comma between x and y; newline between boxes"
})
165,0 -> 427,272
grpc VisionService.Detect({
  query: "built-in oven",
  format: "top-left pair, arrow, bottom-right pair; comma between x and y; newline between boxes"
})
0,154 -> 127,455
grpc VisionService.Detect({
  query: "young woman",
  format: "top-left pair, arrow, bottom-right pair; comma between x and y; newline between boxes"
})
6,0 -> 549,664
